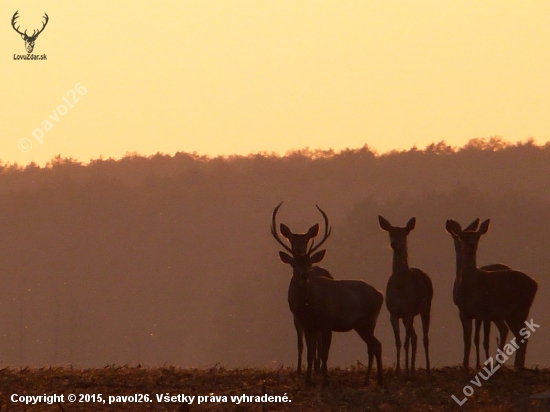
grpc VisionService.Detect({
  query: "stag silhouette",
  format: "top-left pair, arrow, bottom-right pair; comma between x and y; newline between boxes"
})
11,11 -> 49,53
274,204 -> 383,386
271,202 -> 333,375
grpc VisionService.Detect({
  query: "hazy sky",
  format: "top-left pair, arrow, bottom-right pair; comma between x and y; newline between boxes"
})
3,1 -> 550,166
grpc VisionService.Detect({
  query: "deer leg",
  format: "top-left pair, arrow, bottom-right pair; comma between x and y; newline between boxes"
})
420,310 -> 430,373
367,345 -> 374,384
320,330 -> 332,387
506,317 -> 528,370
368,335 -> 383,386
294,317 -> 303,375
495,320 -> 509,351
459,311 -> 473,370
517,338 -> 528,370
402,315 -> 415,373
390,314 -> 401,372
482,319 -> 491,363
403,319 -> 410,374
473,318 -> 482,369
410,327 -> 418,372
314,331 -> 322,372
304,331 -> 317,386
356,325 -> 383,386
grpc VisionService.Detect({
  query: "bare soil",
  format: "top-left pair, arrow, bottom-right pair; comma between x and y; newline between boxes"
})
0,365 -> 549,411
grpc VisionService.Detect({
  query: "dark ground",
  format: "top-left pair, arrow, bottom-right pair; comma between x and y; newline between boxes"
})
1,365 -> 549,411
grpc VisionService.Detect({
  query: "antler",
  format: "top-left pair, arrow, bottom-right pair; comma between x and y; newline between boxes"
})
270,202 -> 293,253
11,11 -> 48,39
308,205 -> 332,254
32,13 -> 49,39
11,11 -> 26,37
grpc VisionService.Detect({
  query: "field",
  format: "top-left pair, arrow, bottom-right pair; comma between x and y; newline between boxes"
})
1,365 -> 549,411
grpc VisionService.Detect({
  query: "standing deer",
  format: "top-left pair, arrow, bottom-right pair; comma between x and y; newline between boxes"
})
378,216 -> 433,373
448,219 -> 538,369
274,204 -> 384,386
445,219 -> 510,369
271,202 -> 333,375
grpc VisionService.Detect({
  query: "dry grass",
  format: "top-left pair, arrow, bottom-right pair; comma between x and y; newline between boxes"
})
0,364 -> 549,411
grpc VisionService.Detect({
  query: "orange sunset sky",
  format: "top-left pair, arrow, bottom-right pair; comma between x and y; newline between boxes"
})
2,1 -> 550,166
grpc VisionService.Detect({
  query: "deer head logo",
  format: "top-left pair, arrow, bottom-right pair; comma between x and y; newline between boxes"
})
11,11 -> 49,54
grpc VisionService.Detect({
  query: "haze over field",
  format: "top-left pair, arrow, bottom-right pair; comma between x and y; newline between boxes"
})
0,140 -> 548,370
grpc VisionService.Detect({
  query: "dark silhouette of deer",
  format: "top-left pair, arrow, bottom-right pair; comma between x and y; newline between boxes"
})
378,216 -> 433,373
274,204 -> 383,386
448,219 -> 538,369
446,219 -> 510,369
271,202 -> 333,375
11,11 -> 49,53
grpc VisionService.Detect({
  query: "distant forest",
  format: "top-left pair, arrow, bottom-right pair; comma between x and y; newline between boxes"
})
0,138 -> 548,370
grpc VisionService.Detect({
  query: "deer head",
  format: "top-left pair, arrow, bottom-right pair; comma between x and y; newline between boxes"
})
271,202 -> 331,282
271,202 -> 332,256
279,250 -> 327,284
378,216 -> 416,252
445,218 -> 480,242
449,219 -> 490,257
12,11 -> 49,53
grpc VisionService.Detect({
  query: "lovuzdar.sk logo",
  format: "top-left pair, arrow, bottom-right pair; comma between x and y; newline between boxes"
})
11,10 -> 49,60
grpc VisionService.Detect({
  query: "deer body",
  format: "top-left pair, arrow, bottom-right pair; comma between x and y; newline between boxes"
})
379,216 -> 433,373
446,219 -> 510,369
281,252 -> 384,386
456,267 -> 535,321
386,268 -> 431,319
449,219 -> 538,369
292,277 -> 382,332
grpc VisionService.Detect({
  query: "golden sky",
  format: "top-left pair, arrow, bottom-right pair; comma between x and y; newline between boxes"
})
2,1 -> 550,166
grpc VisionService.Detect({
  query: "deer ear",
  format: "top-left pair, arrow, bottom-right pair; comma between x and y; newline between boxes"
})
445,220 -> 461,237
279,251 -> 293,265
310,249 -> 326,264
406,217 -> 416,232
378,216 -> 391,231
280,224 -> 292,239
21,34 -> 25,40
465,218 -> 480,231
306,223 -> 319,238
478,219 -> 490,235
